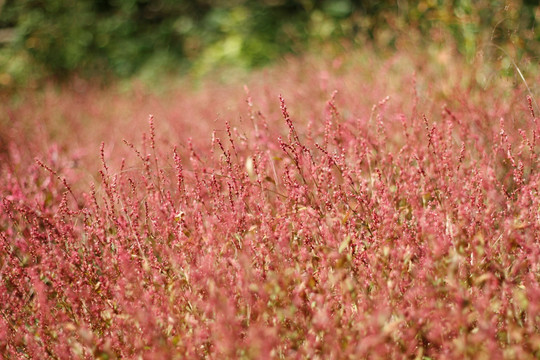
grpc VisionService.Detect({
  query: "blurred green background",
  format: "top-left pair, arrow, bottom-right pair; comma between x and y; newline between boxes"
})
0,0 -> 538,88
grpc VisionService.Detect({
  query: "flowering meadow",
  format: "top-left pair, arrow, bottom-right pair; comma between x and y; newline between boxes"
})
1,51 -> 539,359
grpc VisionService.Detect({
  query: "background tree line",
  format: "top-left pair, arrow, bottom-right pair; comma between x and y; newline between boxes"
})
0,0 -> 538,87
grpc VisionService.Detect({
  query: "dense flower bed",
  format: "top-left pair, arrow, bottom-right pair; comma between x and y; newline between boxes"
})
1,53 -> 539,358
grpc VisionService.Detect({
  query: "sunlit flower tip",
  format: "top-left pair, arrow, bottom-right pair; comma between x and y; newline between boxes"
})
174,211 -> 185,222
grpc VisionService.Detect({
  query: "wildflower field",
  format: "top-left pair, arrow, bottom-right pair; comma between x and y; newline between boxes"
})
1,50 -> 539,359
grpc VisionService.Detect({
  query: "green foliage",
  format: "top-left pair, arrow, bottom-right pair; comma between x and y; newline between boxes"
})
0,0 -> 191,78
0,0 -> 538,85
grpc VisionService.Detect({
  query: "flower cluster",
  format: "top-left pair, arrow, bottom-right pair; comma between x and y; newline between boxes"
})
1,53 -> 539,359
